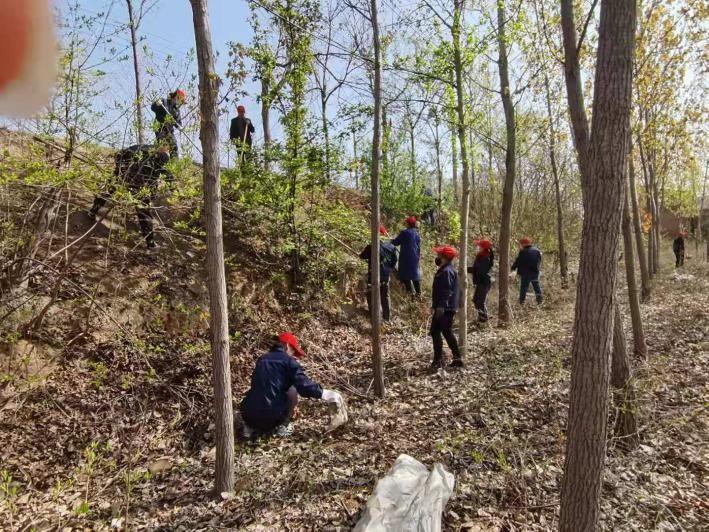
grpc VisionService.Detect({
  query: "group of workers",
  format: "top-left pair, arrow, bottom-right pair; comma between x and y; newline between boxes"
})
87,91 -> 256,249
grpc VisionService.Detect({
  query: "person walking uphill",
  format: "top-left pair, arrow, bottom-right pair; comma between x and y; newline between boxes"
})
230,104 -> 255,162
240,332 -> 344,439
673,232 -> 686,268
430,246 -> 463,370
392,216 -> 422,296
512,237 -> 543,305
88,144 -> 173,249
360,226 -> 398,321
151,89 -> 185,158
468,239 -> 494,322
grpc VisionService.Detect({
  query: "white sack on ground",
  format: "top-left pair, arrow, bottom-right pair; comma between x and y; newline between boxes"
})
354,454 -> 455,532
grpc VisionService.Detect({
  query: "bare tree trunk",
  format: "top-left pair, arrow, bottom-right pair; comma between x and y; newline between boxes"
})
453,0 -> 470,361
433,113 -> 443,222
544,73 -> 568,288
559,0 -> 636,529
629,152 -> 650,300
496,1 -> 515,325
408,123 -> 416,185
623,179 -> 647,359
321,93 -> 331,182
697,162 -> 707,260
126,0 -> 145,144
611,304 -> 639,448
352,128 -> 359,190
451,123 -> 459,203
369,0 -> 385,399
189,0 -> 234,495
261,78 -> 272,170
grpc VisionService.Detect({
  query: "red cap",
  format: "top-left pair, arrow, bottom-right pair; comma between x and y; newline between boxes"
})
237,104 -> 245,112
174,89 -> 186,101
379,225 -> 388,235
520,237 -> 532,246
405,216 -> 417,227
475,239 -> 492,250
433,245 -> 458,260
278,332 -> 305,358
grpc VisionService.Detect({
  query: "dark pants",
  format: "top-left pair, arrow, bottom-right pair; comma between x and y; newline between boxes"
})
156,127 -> 178,159
90,191 -> 156,246
242,386 -> 298,433
473,282 -> 490,321
430,311 -> 461,364
520,276 -> 543,304
674,250 -> 684,267
402,279 -> 421,296
366,280 -> 391,321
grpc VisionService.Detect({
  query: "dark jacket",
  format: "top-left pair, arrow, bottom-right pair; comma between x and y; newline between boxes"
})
114,144 -> 172,190
151,98 -> 182,130
512,245 -> 542,278
360,241 -> 398,283
230,116 -> 255,145
391,228 -> 421,281
432,262 -> 459,312
673,236 -> 685,253
468,250 -> 494,285
240,347 -> 322,424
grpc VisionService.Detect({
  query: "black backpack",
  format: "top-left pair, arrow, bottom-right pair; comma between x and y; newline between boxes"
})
380,243 -> 398,273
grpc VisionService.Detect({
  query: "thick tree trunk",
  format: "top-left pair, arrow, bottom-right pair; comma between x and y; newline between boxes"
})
496,1 -> 515,325
623,180 -> 647,358
453,0 -> 470,360
369,0 -> 385,398
544,73 -> 568,288
629,152 -> 650,300
611,304 -> 639,449
189,0 -> 234,495
559,0 -> 636,529
126,0 -> 145,145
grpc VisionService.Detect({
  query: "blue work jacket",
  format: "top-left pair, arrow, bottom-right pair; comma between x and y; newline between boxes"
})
431,262 -> 459,312
391,228 -> 421,281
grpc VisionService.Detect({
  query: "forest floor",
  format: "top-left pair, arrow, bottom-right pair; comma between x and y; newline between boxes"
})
1,200 -> 708,531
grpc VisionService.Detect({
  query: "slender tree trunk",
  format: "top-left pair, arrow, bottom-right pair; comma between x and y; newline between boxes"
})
189,0 -> 234,495
629,151 -> 650,300
544,73 -> 568,288
559,0 -> 636,529
352,127 -> 359,190
382,105 -> 390,181
452,0 -> 470,360
409,123 -> 416,185
321,93 -> 331,183
369,0 -> 385,399
451,123 -> 459,203
261,78 -> 272,170
433,116 -> 443,222
126,0 -> 145,145
611,304 -> 639,448
638,138 -> 656,276
496,1 -> 516,325
623,179 -> 647,358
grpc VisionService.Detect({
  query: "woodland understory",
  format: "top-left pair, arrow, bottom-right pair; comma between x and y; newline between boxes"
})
1,189 -> 706,530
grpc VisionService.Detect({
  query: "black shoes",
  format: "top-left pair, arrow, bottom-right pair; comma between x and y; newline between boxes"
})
449,359 -> 465,368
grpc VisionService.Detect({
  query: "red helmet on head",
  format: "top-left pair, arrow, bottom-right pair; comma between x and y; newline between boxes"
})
433,245 -> 458,260
278,332 -> 305,358
405,216 -> 417,227
379,225 -> 388,236
237,104 -> 245,113
174,89 -> 186,101
475,239 -> 492,250
520,237 -> 532,246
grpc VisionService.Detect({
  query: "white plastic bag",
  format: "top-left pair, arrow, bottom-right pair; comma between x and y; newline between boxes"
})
354,454 -> 455,532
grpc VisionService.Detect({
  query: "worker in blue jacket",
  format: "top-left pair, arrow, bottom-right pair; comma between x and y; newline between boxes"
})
468,239 -> 494,322
430,246 -> 462,369
392,216 -> 422,296
240,332 -> 343,438
359,225 -> 398,321
511,237 -> 543,305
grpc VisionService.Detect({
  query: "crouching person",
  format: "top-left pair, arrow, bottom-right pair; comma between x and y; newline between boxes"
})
239,332 -> 343,439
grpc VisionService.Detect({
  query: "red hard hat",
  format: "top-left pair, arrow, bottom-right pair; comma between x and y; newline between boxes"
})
520,237 -> 532,246
237,104 -> 245,112
405,216 -> 417,227
475,239 -> 492,250
278,332 -> 305,358
379,225 -> 388,236
433,245 -> 458,260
